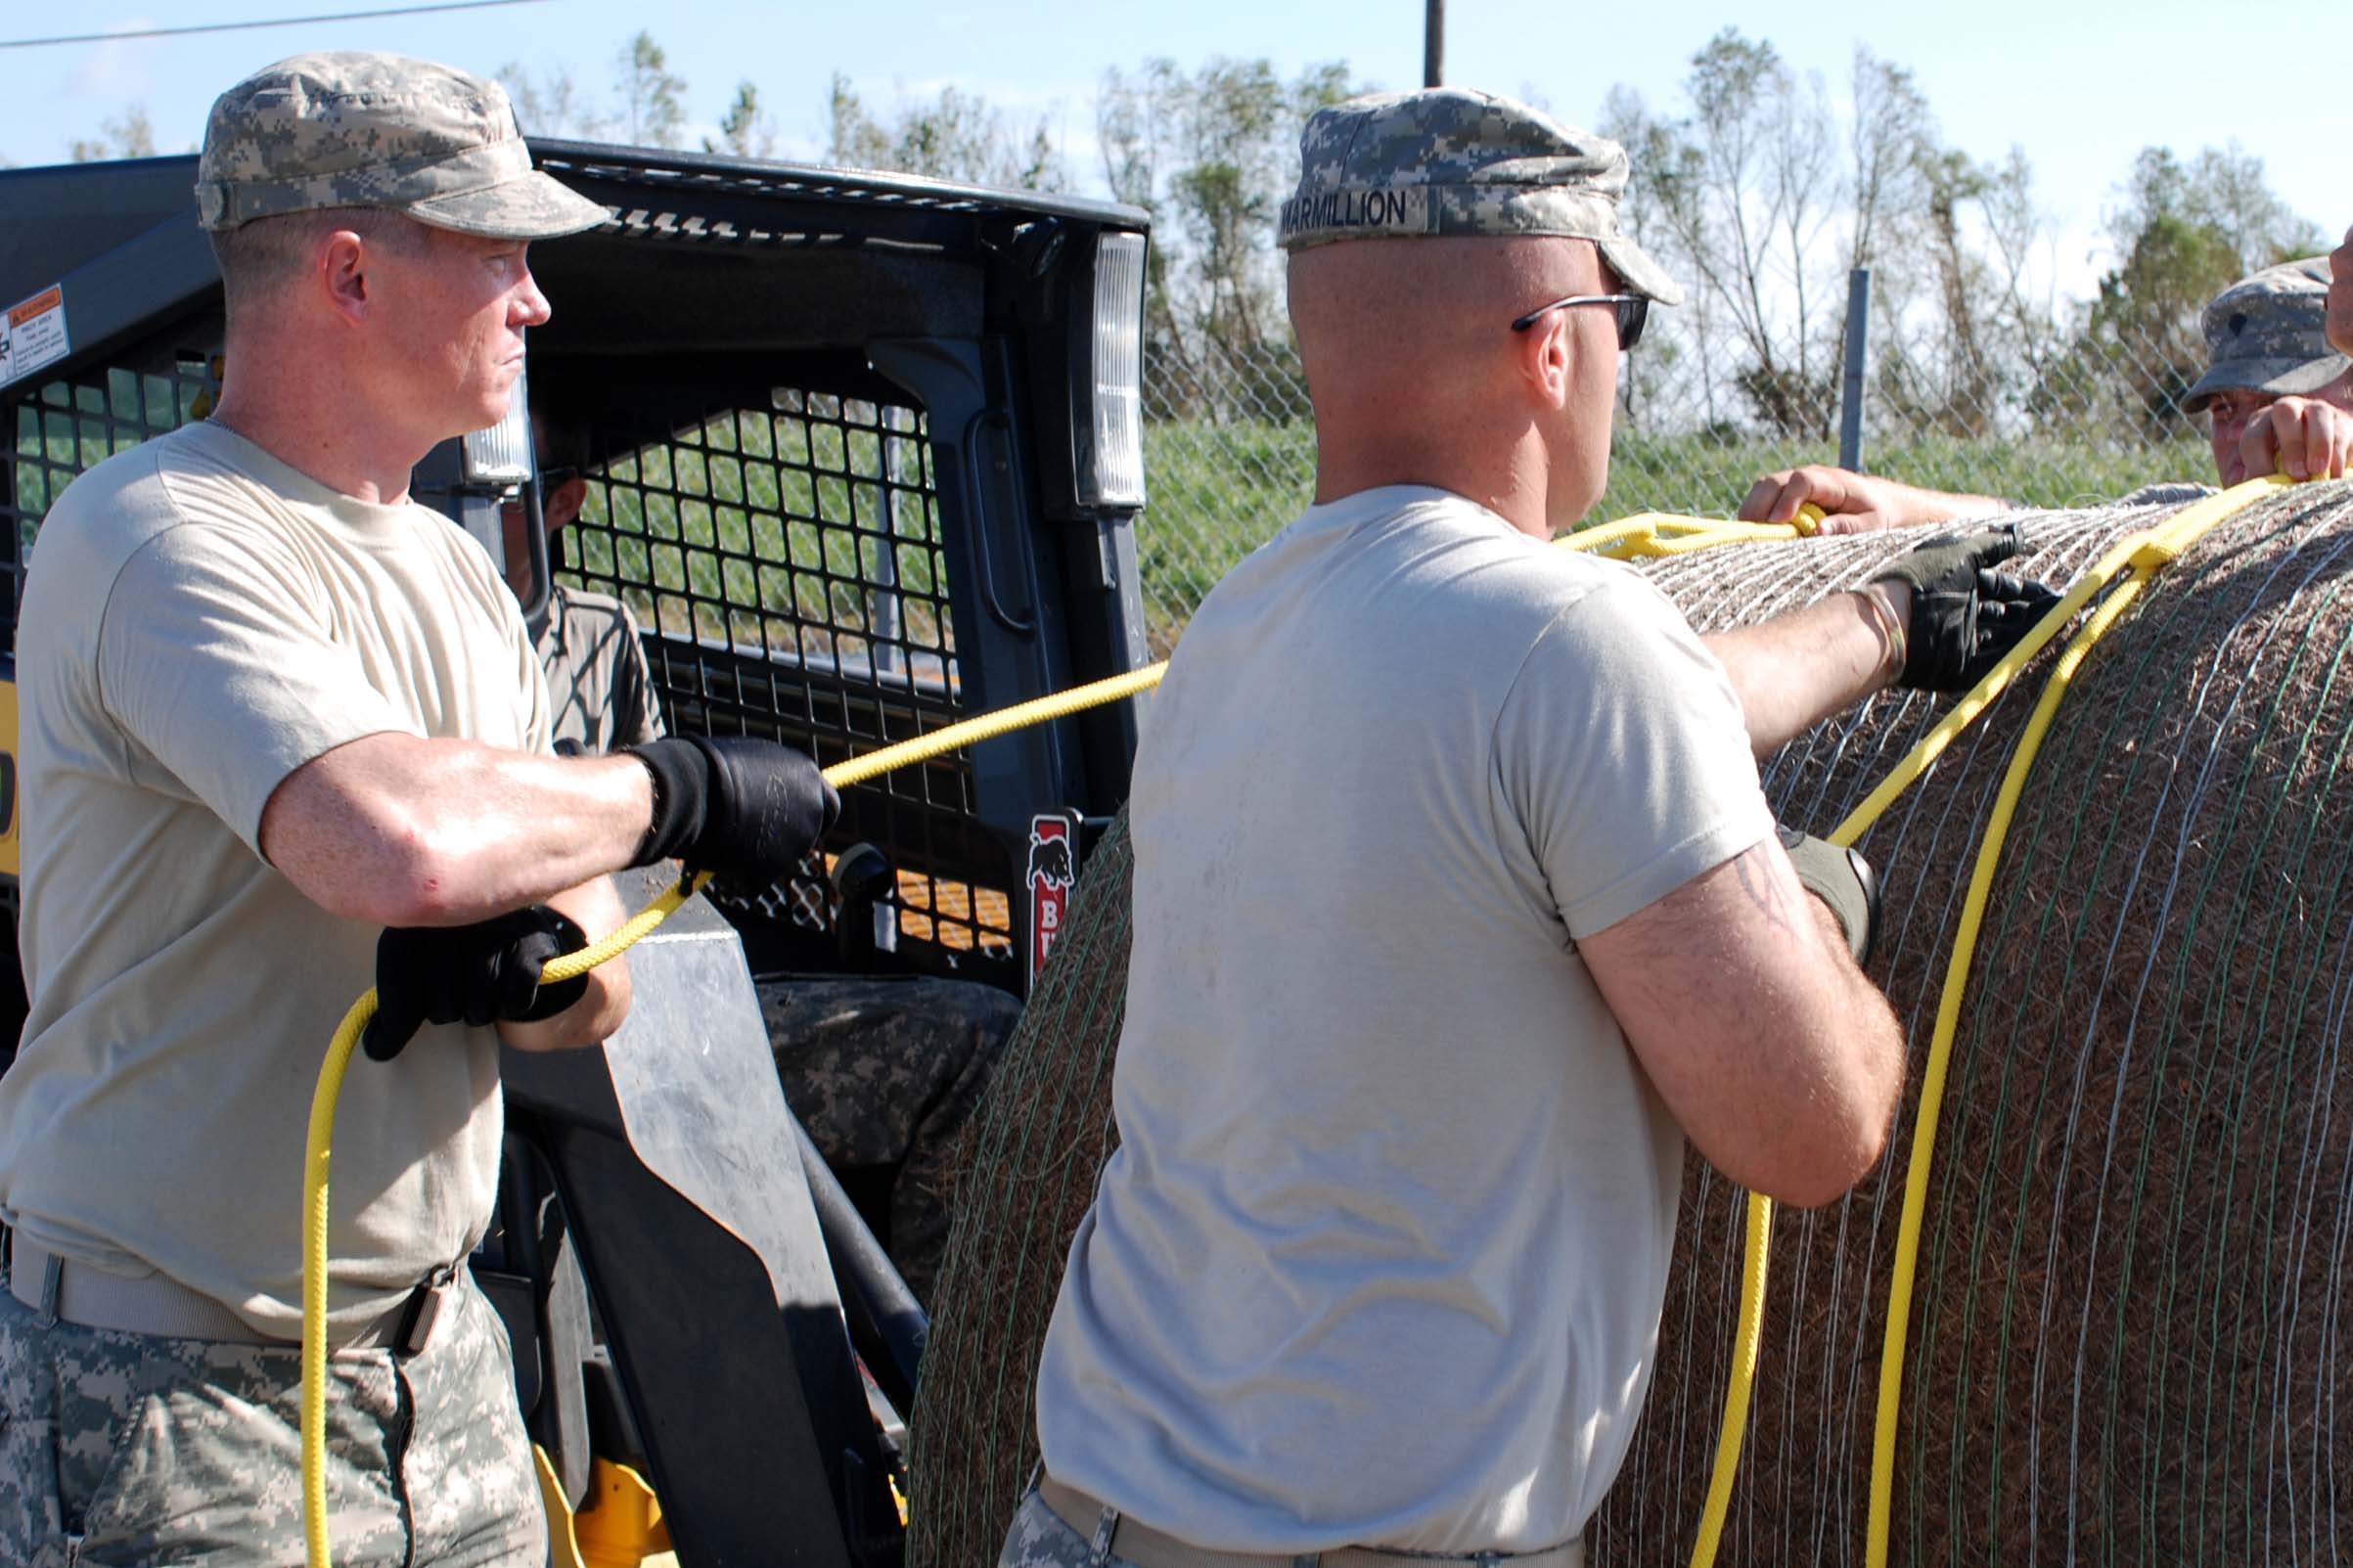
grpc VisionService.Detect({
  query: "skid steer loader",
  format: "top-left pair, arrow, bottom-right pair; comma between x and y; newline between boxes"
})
0,139 -> 1154,1566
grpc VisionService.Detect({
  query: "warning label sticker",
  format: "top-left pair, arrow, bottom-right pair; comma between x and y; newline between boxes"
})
0,285 -> 70,388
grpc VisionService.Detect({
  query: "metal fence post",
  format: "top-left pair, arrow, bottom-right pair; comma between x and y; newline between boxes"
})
1838,267 -> 1871,472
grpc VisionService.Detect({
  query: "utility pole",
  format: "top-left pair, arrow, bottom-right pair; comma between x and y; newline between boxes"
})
1837,268 -> 1872,471
1424,0 -> 1444,87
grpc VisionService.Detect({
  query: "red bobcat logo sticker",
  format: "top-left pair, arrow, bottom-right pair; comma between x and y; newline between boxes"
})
1027,812 -> 1080,987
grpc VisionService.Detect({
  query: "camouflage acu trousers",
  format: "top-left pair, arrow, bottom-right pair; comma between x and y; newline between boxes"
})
0,1267 -> 543,1567
998,1485 -> 1584,1568
998,1485 -> 1154,1568
758,973 -> 1020,1305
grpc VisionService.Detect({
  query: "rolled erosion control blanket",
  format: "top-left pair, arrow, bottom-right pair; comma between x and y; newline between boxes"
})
910,481 -> 2353,1568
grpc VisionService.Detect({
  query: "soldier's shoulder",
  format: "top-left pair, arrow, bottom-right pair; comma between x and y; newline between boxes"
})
26,427 -> 249,595
548,584 -> 636,631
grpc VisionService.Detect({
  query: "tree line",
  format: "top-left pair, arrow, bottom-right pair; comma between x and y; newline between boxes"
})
50,28 -> 2329,444
491,37 -> 1355,418
1599,30 -> 2327,442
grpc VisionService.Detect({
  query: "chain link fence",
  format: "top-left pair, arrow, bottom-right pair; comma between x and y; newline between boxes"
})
1134,306 -> 2221,653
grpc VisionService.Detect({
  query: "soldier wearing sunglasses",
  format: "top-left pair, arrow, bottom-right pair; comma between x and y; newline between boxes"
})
1004,87 -> 2051,1568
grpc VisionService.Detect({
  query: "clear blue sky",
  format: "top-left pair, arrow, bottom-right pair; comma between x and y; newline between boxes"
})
10,0 -> 2343,298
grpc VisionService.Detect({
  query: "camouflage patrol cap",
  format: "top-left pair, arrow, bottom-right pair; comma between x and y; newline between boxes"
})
2182,258 -> 2349,414
1277,88 -> 1682,305
195,52 -> 609,239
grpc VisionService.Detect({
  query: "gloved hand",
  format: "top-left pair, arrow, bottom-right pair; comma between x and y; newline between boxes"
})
626,734 -> 839,883
365,906 -> 590,1061
1869,524 -> 2063,693
1778,826 -> 1879,966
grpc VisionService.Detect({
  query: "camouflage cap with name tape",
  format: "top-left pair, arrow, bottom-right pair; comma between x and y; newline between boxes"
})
1276,87 -> 1683,305
2182,257 -> 2349,413
196,51 -> 610,240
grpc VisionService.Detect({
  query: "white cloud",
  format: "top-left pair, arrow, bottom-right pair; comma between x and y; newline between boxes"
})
66,21 -> 162,102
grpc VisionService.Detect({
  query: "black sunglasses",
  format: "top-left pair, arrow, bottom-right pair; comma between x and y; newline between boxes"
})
1510,292 -> 1649,350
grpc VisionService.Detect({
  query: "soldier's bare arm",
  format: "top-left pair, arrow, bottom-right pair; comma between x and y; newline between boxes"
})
1579,835 -> 1906,1209
260,734 -> 654,928
1738,465 -> 2008,534
1701,584 -> 1906,757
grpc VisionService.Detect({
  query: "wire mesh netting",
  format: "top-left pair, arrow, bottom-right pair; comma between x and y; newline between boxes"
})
908,807 -> 1131,1568
911,482 -> 2353,1568
1135,321 -> 2229,655
562,388 -> 1017,978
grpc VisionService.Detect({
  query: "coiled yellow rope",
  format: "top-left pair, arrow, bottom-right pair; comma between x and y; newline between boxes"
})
1574,502 -> 1824,560
300,506 -> 1795,1563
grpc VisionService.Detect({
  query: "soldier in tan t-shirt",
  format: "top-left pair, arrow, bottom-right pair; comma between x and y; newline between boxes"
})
0,54 -> 837,1568
1739,257 -> 2353,533
1011,88 -> 2054,1568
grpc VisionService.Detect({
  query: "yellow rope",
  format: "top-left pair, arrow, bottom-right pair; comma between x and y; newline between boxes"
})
822,662 -> 1170,790
1570,503 -> 1822,560
297,501 -> 1740,1564
303,478 -> 2237,1568
298,505 -> 1815,1566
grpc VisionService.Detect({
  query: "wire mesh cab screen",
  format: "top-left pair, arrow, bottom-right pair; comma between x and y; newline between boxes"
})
565,385 -> 1016,982
4,350 -> 220,650
0,142 -> 1110,990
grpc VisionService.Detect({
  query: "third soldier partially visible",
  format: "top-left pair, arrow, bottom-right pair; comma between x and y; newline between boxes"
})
1741,256 -> 2353,531
505,432 -> 1016,1304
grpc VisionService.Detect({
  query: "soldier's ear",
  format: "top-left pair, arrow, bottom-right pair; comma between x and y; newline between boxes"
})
1511,306 -> 1575,412
546,475 -> 591,532
316,229 -> 373,327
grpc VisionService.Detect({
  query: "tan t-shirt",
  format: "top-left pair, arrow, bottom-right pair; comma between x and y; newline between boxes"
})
0,421 -> 551,1340
1035,486 -> 1776,1554
538,584 -> 663,753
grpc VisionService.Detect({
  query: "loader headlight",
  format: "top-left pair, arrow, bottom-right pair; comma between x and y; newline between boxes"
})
1075,231 -> 1147,510
462,349 -> 535,487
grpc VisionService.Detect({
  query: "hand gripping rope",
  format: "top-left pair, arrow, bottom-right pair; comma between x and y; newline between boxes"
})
296,483 -> 2285,1567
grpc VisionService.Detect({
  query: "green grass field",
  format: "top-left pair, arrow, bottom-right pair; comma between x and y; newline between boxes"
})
1136,421 -> 2212,648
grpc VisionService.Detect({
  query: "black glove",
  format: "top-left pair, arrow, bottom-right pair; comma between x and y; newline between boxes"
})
365,907 -> 590,1061
627,734 -> 839,883
1870,524 -> 2063,693
1778,826 -> 1879,966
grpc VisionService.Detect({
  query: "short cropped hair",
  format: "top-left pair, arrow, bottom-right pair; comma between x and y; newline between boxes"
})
207,205 -> 430,326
